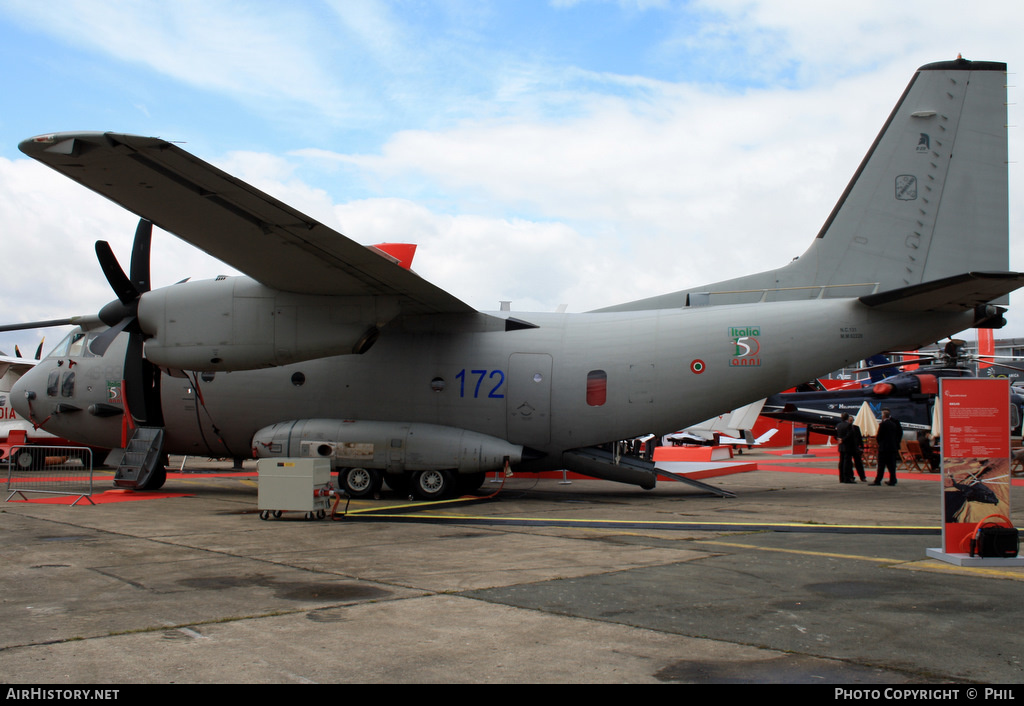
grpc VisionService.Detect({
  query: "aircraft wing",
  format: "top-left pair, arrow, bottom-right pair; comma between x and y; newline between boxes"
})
19,132 -> 475,314
0,356 -> 36,380
718,428 -> 778,446
679,399 -> 766,439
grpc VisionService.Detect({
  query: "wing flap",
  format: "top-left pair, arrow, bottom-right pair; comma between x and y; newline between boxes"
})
20,132 -> 474,314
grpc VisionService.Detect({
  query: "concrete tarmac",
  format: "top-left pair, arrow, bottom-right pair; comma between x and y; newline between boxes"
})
1,450 -> 1022,684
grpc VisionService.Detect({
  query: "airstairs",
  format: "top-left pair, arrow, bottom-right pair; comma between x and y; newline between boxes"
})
113,426 -> 166,490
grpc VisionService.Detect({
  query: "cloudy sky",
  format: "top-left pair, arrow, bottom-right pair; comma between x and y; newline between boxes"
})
1,0 -> 1023,357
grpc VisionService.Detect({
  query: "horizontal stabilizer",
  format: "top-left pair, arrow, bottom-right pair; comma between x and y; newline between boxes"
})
858,272 -> 1024,312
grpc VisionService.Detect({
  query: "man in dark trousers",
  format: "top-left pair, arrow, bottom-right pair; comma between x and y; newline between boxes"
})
835,413 -> 851,483
873,408 -> 903,486
835,413 -> 864,483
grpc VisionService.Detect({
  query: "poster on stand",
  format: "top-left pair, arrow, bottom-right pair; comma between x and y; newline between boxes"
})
939,377 -> 1011,554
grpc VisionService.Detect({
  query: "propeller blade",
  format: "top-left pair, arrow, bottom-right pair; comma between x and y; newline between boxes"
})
95,240 -> 138,306
88,317 -> 132,357
95,220 -> 163,428
130,219 -> 152,294
34,338 -> 44,360
123,333 -> 163,427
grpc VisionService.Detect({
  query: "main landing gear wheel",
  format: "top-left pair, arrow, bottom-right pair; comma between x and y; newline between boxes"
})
339,467 -> 382,498
384,473 -> 410,496
456,472 -> 486,494
410,469 -> 455,500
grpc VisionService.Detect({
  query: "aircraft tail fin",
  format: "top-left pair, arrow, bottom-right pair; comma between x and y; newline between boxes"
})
597,58 -> 1010,312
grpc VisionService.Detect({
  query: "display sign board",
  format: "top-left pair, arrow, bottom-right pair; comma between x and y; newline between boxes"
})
939,378 -> 1011,554
791,424 -> 808,455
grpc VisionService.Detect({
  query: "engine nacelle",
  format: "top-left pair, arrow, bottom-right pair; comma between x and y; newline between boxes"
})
137,277 -> 398,371
251,419 -> 523,474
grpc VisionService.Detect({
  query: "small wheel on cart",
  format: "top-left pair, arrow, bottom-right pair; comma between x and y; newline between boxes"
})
259,510 -> 270,521
273,510 -> 283,519
317,509 -> 327,519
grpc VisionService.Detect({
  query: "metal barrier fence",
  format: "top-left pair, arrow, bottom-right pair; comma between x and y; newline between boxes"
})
5,445 -> 95,506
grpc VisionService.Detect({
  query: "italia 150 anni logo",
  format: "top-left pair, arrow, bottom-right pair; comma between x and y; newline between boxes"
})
729,326 -> 761,367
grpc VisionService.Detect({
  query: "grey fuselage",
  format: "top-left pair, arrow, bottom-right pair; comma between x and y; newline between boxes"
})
13,288 -> 972,471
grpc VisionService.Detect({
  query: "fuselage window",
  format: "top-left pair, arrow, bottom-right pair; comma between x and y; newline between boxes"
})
46,370 -> 60,397
61,372 -> 75,398
587,370 -> 607,407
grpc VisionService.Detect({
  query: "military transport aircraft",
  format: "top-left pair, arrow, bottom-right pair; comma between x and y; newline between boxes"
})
3,58 -> 1022,498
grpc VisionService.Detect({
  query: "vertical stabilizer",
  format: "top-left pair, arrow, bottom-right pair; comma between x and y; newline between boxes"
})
598,58 -> 1009,312
806,59 -> 1008,293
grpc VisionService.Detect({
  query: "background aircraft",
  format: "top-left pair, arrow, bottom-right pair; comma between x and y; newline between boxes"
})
666,399 -> 776,447
761,340 -> 1024,441
3,58 -> 1021,498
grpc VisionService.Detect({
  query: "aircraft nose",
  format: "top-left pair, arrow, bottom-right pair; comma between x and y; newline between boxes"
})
10,366 -> 42,420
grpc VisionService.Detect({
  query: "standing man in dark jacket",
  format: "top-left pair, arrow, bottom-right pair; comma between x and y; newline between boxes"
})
873,408 -> 903,486
835,414 -> 851,483
835,413 -> 862,483
844,420 -> 867,482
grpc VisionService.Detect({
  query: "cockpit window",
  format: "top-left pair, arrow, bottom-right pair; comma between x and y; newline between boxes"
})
48,331 -> 98,359
49,333 -> 74,358
67,333 -> 88,357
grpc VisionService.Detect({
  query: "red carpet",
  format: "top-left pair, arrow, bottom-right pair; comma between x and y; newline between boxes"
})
6,488 -> 193,504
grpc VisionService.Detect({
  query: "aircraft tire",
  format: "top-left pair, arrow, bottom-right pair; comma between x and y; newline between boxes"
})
410,469 -> 455,500
339,467 -> 382,498
383,473 -> 410,496
456,471 -> 486,494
